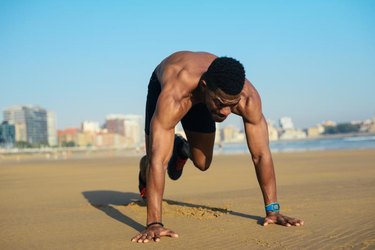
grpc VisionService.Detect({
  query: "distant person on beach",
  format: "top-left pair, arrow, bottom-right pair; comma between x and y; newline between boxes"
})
131,51 -> 304,243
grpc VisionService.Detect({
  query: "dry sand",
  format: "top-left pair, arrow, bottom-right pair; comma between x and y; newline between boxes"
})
1,149 -> 375,249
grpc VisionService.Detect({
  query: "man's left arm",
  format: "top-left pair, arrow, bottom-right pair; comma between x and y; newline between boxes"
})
243,114 -> 304,227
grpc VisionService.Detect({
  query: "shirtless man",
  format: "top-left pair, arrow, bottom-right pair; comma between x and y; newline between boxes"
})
131,51 -> 304,243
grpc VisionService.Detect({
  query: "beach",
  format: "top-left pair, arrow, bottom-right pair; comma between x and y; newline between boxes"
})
1,149 -> 374,250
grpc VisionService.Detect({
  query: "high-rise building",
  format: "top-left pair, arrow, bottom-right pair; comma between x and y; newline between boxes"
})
47,112 -> 57,146
3,106 -> 27,141
24,106 -> 48,145
124,114 -> 143,147
106,114 -> 126,136
0,121 -> 16,147
369,117 -> 375,133
279,116 -> 294,130
105,114 -> 143,147
4,105 -> 48,145
215,123 -> 221,145
81,121 -> 100,133
267,120 -> 279,141
222,125 -> 245,143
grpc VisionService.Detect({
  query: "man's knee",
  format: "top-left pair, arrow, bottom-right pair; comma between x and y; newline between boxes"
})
192,156 -> 212,171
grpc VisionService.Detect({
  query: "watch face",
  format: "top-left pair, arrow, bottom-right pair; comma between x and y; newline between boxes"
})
266,203 -> 280,212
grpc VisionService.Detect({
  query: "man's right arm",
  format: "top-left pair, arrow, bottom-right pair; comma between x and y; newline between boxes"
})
146,114 -> 174,226
132,89 -> 185,243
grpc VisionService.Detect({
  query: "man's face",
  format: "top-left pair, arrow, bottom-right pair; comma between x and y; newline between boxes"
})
204,88 -> 241,122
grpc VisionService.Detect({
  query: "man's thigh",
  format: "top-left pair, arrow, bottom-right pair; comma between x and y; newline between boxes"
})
180,103 -> 216,169
184,130 -> 215,170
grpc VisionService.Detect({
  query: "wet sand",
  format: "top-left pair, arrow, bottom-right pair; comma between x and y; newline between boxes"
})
1,149 -> 375,249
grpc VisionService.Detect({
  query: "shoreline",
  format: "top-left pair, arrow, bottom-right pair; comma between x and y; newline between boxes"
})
1,133 -> 374,162
1,147 -> 375,164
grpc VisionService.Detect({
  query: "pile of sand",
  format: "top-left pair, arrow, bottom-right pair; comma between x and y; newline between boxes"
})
124,200 -> 231,219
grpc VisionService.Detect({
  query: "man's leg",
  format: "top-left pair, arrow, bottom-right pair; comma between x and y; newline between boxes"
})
166,130 -> 214,180
138,134 -> 150,200
184,130 -> 215,171
138,154 -> 148,199
140,134 -> 150,180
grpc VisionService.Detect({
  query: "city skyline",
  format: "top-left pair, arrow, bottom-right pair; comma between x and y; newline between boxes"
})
1,1 -> 374,129
3,104 -> 373,131
1,104 -> 374,149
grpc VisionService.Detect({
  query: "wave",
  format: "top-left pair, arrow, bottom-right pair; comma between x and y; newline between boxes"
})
343,136 -> 375,142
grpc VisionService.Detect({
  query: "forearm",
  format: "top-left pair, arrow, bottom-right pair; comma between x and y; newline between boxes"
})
253,154 -> 277,206
146,162 -> 166,224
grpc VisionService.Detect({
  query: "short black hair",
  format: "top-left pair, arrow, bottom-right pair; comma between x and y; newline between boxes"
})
204,57 -> 245,95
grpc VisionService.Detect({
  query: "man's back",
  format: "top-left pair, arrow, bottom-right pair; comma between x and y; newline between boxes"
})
155,51 -> 217,91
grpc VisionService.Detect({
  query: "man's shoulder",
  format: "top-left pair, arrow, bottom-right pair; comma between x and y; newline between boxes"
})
234,81 -> 263,123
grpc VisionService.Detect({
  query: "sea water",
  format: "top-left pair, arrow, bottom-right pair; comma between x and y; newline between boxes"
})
215,135 -> 375,154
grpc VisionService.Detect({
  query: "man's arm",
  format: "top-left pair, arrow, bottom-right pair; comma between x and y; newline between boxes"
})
132,88 -> 187,243
242,84 -> 304,227
243,114 -> 277,206
147,115 -> 174,225
243,115 -> 303,227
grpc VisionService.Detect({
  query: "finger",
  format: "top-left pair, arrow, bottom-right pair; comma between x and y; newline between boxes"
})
282,217 -> 292,227
289,218 -> 301,226
154,232 -> 161,242
137,234 -> 149,243
131,234 -> 142,242
160,229 -> 179,238
286,217 -> 304,226
145,234 -> 153,243
276,216 -> 290,227
263,217 -> 274,226
281,219 -> 291,227
294,219 -> 304,226
166,231 -> 179,238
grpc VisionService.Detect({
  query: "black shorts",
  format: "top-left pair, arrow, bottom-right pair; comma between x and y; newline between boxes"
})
144,71 -> 216,135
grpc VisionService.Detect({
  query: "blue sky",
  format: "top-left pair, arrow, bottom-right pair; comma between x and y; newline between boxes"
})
1,0 -> 374,129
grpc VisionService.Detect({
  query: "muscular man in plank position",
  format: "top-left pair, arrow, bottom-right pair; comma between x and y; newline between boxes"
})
132,51 -> 304,243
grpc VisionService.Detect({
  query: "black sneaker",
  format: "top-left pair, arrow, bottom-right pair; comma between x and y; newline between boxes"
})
138,155 -> 147,200
167,135 -> 190,180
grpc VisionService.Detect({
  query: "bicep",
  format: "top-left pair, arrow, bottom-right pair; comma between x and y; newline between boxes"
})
149,91 -> 185,166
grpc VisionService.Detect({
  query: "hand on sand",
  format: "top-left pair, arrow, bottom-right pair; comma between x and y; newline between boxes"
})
131,225 -> 178,243
263,213 -> 304,227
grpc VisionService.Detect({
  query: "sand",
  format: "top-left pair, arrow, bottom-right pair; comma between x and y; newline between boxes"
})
1,149 -> 375,249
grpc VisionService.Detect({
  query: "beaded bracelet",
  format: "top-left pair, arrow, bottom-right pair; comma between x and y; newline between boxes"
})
146,222 -> 164,228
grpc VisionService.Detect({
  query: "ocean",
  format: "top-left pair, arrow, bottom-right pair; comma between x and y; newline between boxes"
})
215,135 -> 375,154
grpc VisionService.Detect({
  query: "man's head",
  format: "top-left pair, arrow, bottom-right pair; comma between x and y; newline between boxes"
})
202,57 -> 245,122
204,57 -> 245,96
